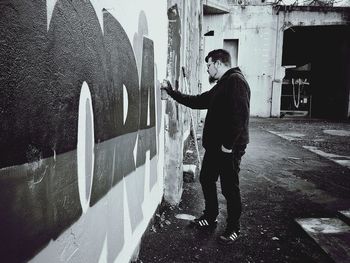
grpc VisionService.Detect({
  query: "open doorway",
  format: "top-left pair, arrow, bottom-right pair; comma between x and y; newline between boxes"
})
281,25 -> 350,119
223,39 -> 239,67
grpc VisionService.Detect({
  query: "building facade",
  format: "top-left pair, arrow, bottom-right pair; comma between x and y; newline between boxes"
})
203,0 -> 350,118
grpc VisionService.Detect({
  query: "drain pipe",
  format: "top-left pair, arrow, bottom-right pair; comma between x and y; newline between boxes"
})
270,5 -> 286,117
270,6 -> 281,117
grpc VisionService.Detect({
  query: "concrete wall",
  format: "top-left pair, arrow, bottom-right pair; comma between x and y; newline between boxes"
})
203,4 -> 350,117
203,5 -> 277,116
163,0 -> 203,204
0,0 -> 168,262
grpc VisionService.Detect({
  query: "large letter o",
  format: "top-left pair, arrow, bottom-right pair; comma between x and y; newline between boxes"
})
77,81 -> 95,213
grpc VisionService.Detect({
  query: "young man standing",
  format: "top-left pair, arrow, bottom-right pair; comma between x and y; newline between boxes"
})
162,49 -> 250,244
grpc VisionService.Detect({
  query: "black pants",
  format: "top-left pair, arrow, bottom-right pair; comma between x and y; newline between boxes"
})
199,144 -> 246,231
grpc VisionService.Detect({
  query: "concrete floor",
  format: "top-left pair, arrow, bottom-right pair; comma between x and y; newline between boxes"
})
138,117 -> 350,263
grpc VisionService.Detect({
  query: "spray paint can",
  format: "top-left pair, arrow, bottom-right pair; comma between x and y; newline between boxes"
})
160,79 -> 169,100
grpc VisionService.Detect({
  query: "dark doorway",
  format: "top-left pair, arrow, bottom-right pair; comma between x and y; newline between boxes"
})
282,25 -> 350,119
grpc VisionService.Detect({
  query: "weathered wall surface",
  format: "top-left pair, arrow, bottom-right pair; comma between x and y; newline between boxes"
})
203,5 -> 350,117
0,0 -> 168,262
203,5 -> 277,116
163,0 -> 202,204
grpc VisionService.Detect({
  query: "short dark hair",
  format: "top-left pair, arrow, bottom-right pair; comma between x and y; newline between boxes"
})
205,49 -> 231,66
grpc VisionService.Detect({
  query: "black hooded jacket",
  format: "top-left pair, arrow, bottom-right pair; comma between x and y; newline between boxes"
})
170,67 -> 250,151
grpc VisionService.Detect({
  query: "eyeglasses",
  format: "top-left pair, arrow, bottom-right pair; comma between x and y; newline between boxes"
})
206,61 -> 216,69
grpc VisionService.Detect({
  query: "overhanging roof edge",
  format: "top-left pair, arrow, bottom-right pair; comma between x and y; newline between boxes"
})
203,3 -> 230,15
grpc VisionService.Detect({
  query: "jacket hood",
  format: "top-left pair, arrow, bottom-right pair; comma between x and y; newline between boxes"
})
218,67 -> 243,84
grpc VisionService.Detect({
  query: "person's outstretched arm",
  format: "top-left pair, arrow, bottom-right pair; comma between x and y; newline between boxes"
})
162,80 -> 212,110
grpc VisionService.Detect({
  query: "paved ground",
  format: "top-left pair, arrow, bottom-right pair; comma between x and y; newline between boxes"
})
138,117 -> 350,263
256,118 -> 350,168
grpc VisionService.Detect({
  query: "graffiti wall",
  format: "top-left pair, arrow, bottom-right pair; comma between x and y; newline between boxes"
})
0,0 -> 168,262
